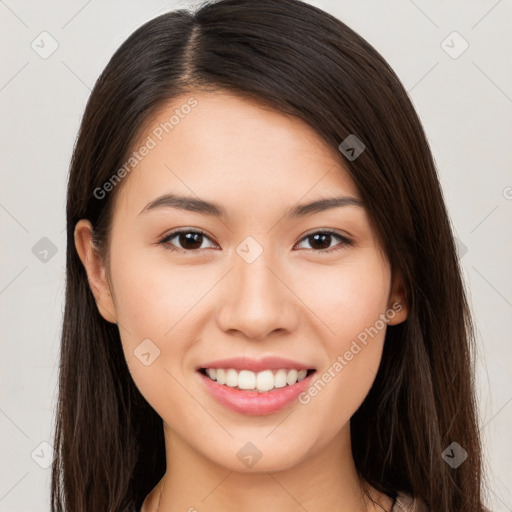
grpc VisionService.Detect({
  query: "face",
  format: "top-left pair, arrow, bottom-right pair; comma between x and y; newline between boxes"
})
75,90 -> 407,473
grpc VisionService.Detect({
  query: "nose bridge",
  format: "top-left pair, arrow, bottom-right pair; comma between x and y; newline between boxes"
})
215,236 -> 297,340
237,246 -> 282,303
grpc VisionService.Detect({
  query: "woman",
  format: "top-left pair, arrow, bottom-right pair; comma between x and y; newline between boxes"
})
52,0 -> 485,511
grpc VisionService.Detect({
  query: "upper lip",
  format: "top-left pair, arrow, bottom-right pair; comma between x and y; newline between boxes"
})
197,356 -> 315,373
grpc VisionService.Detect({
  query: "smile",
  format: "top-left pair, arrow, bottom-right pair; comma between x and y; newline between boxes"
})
196,356 -> 317,416
199,367 -> 315,392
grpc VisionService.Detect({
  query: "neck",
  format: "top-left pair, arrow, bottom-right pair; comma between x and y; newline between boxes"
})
141,422 -> 393,512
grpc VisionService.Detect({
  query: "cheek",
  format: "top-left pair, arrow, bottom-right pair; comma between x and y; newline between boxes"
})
291,253 -> 391,428
108,238 -> 209,341
292,252 -> 391,344
106,239 -> 230,410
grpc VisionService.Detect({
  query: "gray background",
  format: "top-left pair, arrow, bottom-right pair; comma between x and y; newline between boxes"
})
0,0 -> 511,510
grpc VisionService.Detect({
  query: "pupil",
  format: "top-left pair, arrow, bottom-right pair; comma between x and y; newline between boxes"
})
180,232 -> 202,250
310,233 -> 331,250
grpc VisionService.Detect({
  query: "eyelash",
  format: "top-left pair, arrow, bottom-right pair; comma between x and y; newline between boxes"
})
158,228 -> 353,255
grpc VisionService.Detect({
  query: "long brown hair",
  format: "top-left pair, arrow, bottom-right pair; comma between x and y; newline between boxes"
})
52,1 -> 485,510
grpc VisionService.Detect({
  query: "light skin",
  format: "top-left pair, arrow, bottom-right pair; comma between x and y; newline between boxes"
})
75,90 -> 408,512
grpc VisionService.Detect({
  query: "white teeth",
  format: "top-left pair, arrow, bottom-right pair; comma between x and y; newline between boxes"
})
297,369 -> 307,381
238,370 -> 256,390
274,369 -> 287,388
202,368 -> 312,392
286,369 -> 298,385
216,368 -> 226,385
225,369 -> 238,387
256,370 -> 274,391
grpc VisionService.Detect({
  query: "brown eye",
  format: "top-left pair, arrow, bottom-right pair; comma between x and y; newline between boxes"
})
295,230 -> 353,254
159,229 -> 216,253
159,229 -> 352,255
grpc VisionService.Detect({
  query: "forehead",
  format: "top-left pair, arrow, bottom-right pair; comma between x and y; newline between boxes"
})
114,91 -> 360,218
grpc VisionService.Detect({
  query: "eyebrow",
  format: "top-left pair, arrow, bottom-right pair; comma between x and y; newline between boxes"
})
138,193 -> 363,219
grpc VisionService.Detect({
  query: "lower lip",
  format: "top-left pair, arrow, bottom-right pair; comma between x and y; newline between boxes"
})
197,370 -> 316,416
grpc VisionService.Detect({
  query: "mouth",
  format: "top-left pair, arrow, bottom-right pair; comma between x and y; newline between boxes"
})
196,359 -> 317,416
198,367 -> 317,393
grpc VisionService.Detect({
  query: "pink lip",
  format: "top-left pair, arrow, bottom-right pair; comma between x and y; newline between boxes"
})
197,369 -> 316,416
197,356 -> 314,373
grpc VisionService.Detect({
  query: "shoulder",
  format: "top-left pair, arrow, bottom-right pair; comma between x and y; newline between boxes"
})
392,491 -> 429,512
392,492 -> 492,511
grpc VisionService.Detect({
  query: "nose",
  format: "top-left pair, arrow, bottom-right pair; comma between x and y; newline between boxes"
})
215,247 -> 300,341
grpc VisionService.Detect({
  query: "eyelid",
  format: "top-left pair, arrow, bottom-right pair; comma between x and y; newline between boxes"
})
294,229 -> 353,253
299,227 -> 352,242
159,227 -> 217,249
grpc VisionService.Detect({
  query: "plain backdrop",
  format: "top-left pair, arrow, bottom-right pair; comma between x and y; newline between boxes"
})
0,1 -> 511,511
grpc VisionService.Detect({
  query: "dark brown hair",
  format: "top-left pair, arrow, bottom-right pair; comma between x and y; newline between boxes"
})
52,0 -> 485,510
